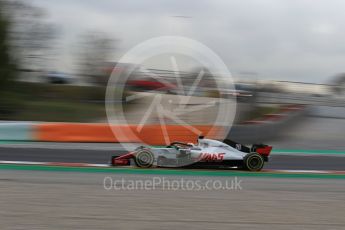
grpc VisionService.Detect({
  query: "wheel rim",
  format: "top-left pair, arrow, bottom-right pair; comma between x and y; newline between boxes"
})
136,151 -> 154,167
248,155 -> 263,170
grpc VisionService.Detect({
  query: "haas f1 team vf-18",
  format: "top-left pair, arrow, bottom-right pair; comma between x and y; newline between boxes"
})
111,137 -> 272,171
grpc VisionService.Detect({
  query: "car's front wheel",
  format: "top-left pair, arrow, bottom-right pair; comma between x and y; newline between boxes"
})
134,149 -> 154,168
243,153 -> 264,171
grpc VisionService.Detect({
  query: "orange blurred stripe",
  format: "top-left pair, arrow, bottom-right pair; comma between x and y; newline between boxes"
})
34,123 -> 225,145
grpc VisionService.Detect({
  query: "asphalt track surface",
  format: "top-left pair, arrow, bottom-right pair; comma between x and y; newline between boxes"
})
1,170 -> 345,230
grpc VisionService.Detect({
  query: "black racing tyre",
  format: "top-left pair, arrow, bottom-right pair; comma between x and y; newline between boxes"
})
243,153 -> 264,171
134,149 -> 154,168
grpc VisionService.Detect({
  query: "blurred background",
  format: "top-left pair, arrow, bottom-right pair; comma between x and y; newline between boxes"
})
0,0 -> 345,148
1,1 -> 345,229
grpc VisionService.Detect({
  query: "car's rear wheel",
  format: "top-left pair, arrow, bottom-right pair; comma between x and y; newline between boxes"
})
134,149 -> 154,168
243,153 -> 264,171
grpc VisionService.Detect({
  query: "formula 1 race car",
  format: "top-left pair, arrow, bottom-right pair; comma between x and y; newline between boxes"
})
111,137 -> 272,171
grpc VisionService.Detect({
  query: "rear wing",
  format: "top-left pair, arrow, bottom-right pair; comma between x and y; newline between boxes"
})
255,145 -> 273,157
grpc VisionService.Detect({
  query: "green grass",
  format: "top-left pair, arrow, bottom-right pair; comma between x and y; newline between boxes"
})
14,82 -> 106,101
12,100 -> 106,122
1,82 -> 110,122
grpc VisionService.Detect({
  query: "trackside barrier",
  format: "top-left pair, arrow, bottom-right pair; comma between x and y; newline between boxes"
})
0,122 -> 34,141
